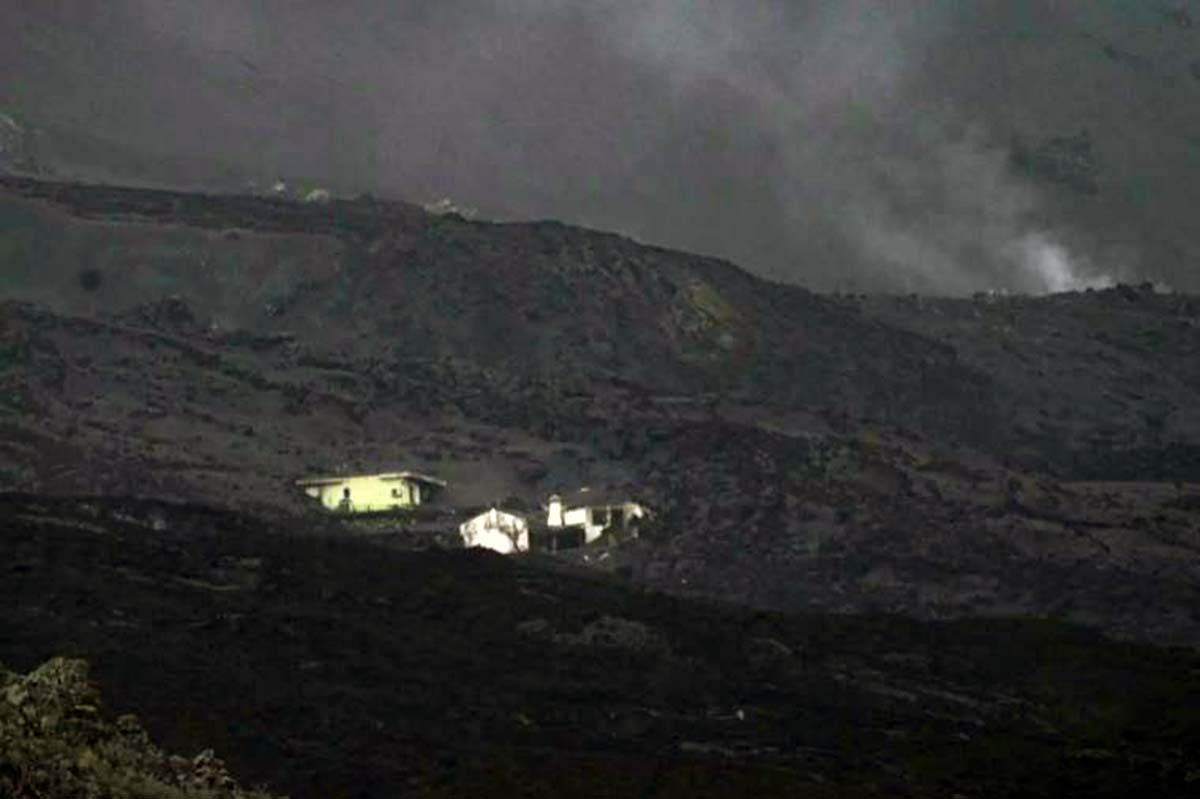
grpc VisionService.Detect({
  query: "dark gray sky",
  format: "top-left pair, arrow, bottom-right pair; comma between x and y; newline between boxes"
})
6,1 -> 1200,294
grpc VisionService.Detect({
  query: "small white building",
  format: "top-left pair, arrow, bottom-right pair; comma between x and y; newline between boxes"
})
547,488 -> 649,544
295,471 -> 446,513
302,187 -> 331,204
459,507 -> 530,554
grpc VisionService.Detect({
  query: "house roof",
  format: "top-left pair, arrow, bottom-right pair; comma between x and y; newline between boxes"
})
551,486 -> 646,509
294,471 -> 448,488
462,506 -> 528,523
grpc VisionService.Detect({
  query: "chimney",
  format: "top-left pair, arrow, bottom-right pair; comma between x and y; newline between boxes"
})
547,494 -> 564,527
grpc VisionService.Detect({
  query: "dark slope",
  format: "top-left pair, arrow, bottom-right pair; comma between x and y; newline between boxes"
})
2,177 -> 1199,647
857,289 -> 1200,479
618,418 -> 1200,646
0,175 -> 990,427
3,495 -> 1198,798
7,175 -> 1198,478
2,293 -> 1199,647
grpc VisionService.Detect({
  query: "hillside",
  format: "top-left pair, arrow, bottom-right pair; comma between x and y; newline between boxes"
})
3,494 -> 1198,798
857,289 -> 1200,479
4,175 -> 1198,480
1,176 -> 1199,650
5,4 -> 1200,793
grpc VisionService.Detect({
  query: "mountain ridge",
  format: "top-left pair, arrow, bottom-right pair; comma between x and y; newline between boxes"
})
4,175 -> 1197,479
2,176 -> 1198,649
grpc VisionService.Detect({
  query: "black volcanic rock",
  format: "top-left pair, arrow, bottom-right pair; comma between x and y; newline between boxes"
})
115,295 -> 201,333
2,174 -> 1200,796
1,178 -> 1199,647
621,417 -> 1200,647
858,288 -> 1200,480
5,176 -> 1198,479
1,494 -> 1197,798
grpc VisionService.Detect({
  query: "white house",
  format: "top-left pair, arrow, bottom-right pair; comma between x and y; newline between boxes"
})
302,187 -> 331,204
547,488 -> 649,544
459,507 -> 530,554
295,471 -> 446,513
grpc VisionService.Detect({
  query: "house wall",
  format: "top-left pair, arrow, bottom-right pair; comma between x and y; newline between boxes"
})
460,509 -> 529,553
556,502 -> 648,543
561,507 -> 589,528
469,528 -> 521,554
304,476 -> 421,513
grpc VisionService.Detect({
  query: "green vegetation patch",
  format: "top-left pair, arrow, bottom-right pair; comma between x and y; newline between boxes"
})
785,437 -> 861,484
0,657 -> 283,799
677,281 -> 760,387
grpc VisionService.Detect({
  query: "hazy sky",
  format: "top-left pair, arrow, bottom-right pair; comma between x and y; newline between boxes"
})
5,1 -> 1199,294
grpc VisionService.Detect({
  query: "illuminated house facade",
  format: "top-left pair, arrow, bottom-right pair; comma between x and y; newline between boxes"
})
295,471 -> 446,513
459,507 -> 530,554
547,488 -> 649,544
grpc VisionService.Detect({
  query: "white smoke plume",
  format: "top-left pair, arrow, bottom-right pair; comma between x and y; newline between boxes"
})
1012,233 -> 1115,294
612,0 -> 1120,295
9,1 -> 1153,295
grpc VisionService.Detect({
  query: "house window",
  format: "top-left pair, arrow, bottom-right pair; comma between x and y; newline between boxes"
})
610,508 -> 624,526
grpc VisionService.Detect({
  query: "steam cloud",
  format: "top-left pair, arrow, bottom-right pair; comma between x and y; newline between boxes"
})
5,1 -> 1146,295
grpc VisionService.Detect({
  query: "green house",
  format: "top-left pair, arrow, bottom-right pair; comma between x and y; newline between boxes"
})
295,471 -> 447,513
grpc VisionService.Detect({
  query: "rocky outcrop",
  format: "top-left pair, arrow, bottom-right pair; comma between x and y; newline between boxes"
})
0,657 -> 283,799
